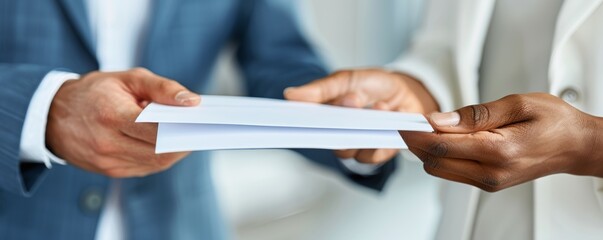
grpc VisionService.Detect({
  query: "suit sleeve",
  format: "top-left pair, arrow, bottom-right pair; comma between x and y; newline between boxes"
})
387,0 -> 461,112
0,64 -> 54,196
234,0 -> 396,191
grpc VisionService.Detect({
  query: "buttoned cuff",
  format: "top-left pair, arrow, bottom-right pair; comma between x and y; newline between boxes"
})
19,71 -> 79,168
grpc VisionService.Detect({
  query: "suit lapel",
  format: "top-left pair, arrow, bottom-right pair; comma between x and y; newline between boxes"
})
438,1 -> 495,240
56,0 -> 95,57
552,0 -> 603,51
455,0 -> 495,106
140,0 -> 179,65
549,0 -> 603,85
56,0 -> 180,66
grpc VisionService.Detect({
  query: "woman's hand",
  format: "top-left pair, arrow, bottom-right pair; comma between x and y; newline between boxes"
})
401,93 -> 603,192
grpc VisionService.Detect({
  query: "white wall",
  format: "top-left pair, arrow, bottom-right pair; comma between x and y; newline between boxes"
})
303,0 -> 424,68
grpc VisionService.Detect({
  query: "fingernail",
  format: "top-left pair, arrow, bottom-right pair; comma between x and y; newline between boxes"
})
175,91 -> 200,104
430,112 -> 460,127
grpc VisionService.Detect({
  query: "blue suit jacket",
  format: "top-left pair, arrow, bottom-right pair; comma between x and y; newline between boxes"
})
0,0 -> 396,239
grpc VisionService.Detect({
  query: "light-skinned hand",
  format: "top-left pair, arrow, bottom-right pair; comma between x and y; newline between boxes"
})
285,69 -> 439,165
46,68 -> 201,178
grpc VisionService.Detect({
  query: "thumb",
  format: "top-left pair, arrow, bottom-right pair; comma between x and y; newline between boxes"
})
124,68 -> 201,106
428,95 -> 528,133
284,71 -> 353,103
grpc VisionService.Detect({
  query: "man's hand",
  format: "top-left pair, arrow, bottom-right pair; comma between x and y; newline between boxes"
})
401,93 -> 603,192
285,69 -> 439,164
46,68 -> 201,178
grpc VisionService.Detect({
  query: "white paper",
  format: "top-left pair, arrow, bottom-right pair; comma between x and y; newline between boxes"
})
137,95 -> 434,153
156,123 -> 407,154
137,95 -> 430,131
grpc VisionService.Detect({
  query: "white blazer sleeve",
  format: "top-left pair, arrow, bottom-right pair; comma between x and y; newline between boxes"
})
387,0 -> 461,112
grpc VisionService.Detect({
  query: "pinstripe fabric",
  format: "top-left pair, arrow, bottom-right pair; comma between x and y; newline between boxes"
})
0,0 -> 395,239
0,64 -> 54,195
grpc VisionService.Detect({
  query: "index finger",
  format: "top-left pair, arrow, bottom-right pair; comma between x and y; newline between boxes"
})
119,68 -> 201,106
115,103 -> 158,144
120,122 -> 158,144
284,71 -> 353,103
400,131 -> 505,164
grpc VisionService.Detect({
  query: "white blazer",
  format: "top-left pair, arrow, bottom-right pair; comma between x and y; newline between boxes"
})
390,0 -> 603,239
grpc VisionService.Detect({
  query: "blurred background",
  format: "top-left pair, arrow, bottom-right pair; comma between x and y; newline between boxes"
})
207,1 -> 443,239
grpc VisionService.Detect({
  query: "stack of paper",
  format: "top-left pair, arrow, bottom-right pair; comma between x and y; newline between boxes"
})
136,95 -> 433,153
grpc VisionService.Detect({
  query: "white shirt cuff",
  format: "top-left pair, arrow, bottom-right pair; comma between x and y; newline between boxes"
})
339,158 -> 384,176
19,71 -> 79,168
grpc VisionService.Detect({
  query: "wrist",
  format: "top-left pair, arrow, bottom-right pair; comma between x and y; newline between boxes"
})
20,71 -> 78,167
577,115 -> 603,177
591,116 -> 603,177
46,78 -> 79,160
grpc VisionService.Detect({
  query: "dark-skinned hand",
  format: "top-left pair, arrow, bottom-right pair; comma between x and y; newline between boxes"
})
401,93 -> 603,192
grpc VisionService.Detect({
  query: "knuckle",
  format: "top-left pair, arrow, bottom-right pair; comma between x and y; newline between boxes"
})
411,148 -> 442,170
114,105 -> 136,120
131,67 -> 151,76
127,68 -> 152,80
427,142 -> 448,157
331,70 -> 354,83
504,94 -> 533,117
480,177 -> 502,189
423,165 -> 440,177
96,109 -> 117,125
480,170 -> 508,189
468,104 -> 490,127
423,154 -> 442,169
158,79 -> 178,91
504,94 -> 527,104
